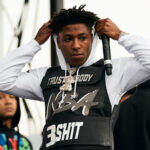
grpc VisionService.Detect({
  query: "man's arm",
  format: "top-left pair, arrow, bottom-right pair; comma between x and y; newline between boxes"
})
107,34 -> 150,108
117,34 -> 150,92
0,20 -> 53,100
95,18 -> 150,108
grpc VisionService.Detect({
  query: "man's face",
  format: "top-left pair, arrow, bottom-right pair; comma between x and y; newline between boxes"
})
57,24 -> 92,66
0,93 -> 17,120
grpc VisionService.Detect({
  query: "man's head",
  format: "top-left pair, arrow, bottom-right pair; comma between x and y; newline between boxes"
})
51,5 -> 99,66
0,92 -> 20,128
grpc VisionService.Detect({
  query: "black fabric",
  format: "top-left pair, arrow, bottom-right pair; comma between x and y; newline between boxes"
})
11,97 -> 20,128
46,145 -> 110,150
41,116 -> 112,149
40,59 -> 116,150
114,81 -> 150,150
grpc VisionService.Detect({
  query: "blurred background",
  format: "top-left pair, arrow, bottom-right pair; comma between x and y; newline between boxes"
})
0,0 -> 150,149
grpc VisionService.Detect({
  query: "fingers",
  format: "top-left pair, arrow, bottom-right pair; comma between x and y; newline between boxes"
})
95,18 -> 122,40
47,19 -> 53,25
34,19 -> 53,45
95,18 -> 111,39
43,20 -> 54,33
43,20 -> 52,28
41,19 -> 53,29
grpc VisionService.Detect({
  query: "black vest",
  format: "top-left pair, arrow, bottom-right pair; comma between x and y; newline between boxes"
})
40,60 -> 115,150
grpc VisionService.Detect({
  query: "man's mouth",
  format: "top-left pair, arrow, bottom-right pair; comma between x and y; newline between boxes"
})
71,54 -> 84,59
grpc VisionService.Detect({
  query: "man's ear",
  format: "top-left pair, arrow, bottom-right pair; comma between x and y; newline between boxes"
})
57,37 -> 61,49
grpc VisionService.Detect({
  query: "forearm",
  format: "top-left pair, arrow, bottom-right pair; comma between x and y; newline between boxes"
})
118,34 -> 150,70
0,40 -> 41,91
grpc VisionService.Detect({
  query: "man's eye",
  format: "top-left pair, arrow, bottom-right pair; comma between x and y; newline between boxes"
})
64,38 -> 72,42
80,37 -> 87,41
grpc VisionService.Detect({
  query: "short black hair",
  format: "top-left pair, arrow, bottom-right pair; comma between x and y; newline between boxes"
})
12,97 -> 20,128
50,5 -> 99,34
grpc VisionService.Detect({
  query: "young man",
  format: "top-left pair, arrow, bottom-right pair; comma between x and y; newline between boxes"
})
0,5 -> 150,150
0,92 -> 32,150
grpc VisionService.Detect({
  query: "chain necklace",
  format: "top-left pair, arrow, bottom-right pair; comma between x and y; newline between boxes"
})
59,64 -> 78,92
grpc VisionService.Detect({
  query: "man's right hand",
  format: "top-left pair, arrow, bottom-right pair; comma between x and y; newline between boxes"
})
35,20 -> 53,45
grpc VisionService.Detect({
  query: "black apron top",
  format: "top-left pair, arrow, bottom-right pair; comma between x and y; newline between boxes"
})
40,60 -> 116,150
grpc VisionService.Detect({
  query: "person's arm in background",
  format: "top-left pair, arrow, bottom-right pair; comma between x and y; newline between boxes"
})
95,18 -> 150,108
0,20 -> 53,100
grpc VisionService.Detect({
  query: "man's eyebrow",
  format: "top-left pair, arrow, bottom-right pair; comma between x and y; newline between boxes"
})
63,33 -> 89,37
79,33 -> 89,36
63,34 -> 72,37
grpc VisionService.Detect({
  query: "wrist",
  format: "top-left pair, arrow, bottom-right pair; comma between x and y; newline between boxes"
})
119,31 -> 129,39
34,37 -> 42,45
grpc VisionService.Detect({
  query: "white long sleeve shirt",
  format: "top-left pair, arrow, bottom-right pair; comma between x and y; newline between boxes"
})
0,34 -> 150,109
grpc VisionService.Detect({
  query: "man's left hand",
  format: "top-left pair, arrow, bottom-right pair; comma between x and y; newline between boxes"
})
95,18 -> 122,40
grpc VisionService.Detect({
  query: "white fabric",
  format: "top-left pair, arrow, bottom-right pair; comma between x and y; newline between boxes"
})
53,35 -> 67,70
0,34 -> 150,109
104,60 -> 112,65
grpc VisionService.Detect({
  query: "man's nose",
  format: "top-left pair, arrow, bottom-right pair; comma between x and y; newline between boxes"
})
72,39 -> 80,50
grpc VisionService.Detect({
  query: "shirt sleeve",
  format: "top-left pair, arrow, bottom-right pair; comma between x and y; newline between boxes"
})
106,34 -> 150,108
0,40 -> 48,101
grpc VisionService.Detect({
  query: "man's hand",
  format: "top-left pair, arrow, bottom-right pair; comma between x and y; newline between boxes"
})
35,20 -> 53,45
95,18 -> 122,40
